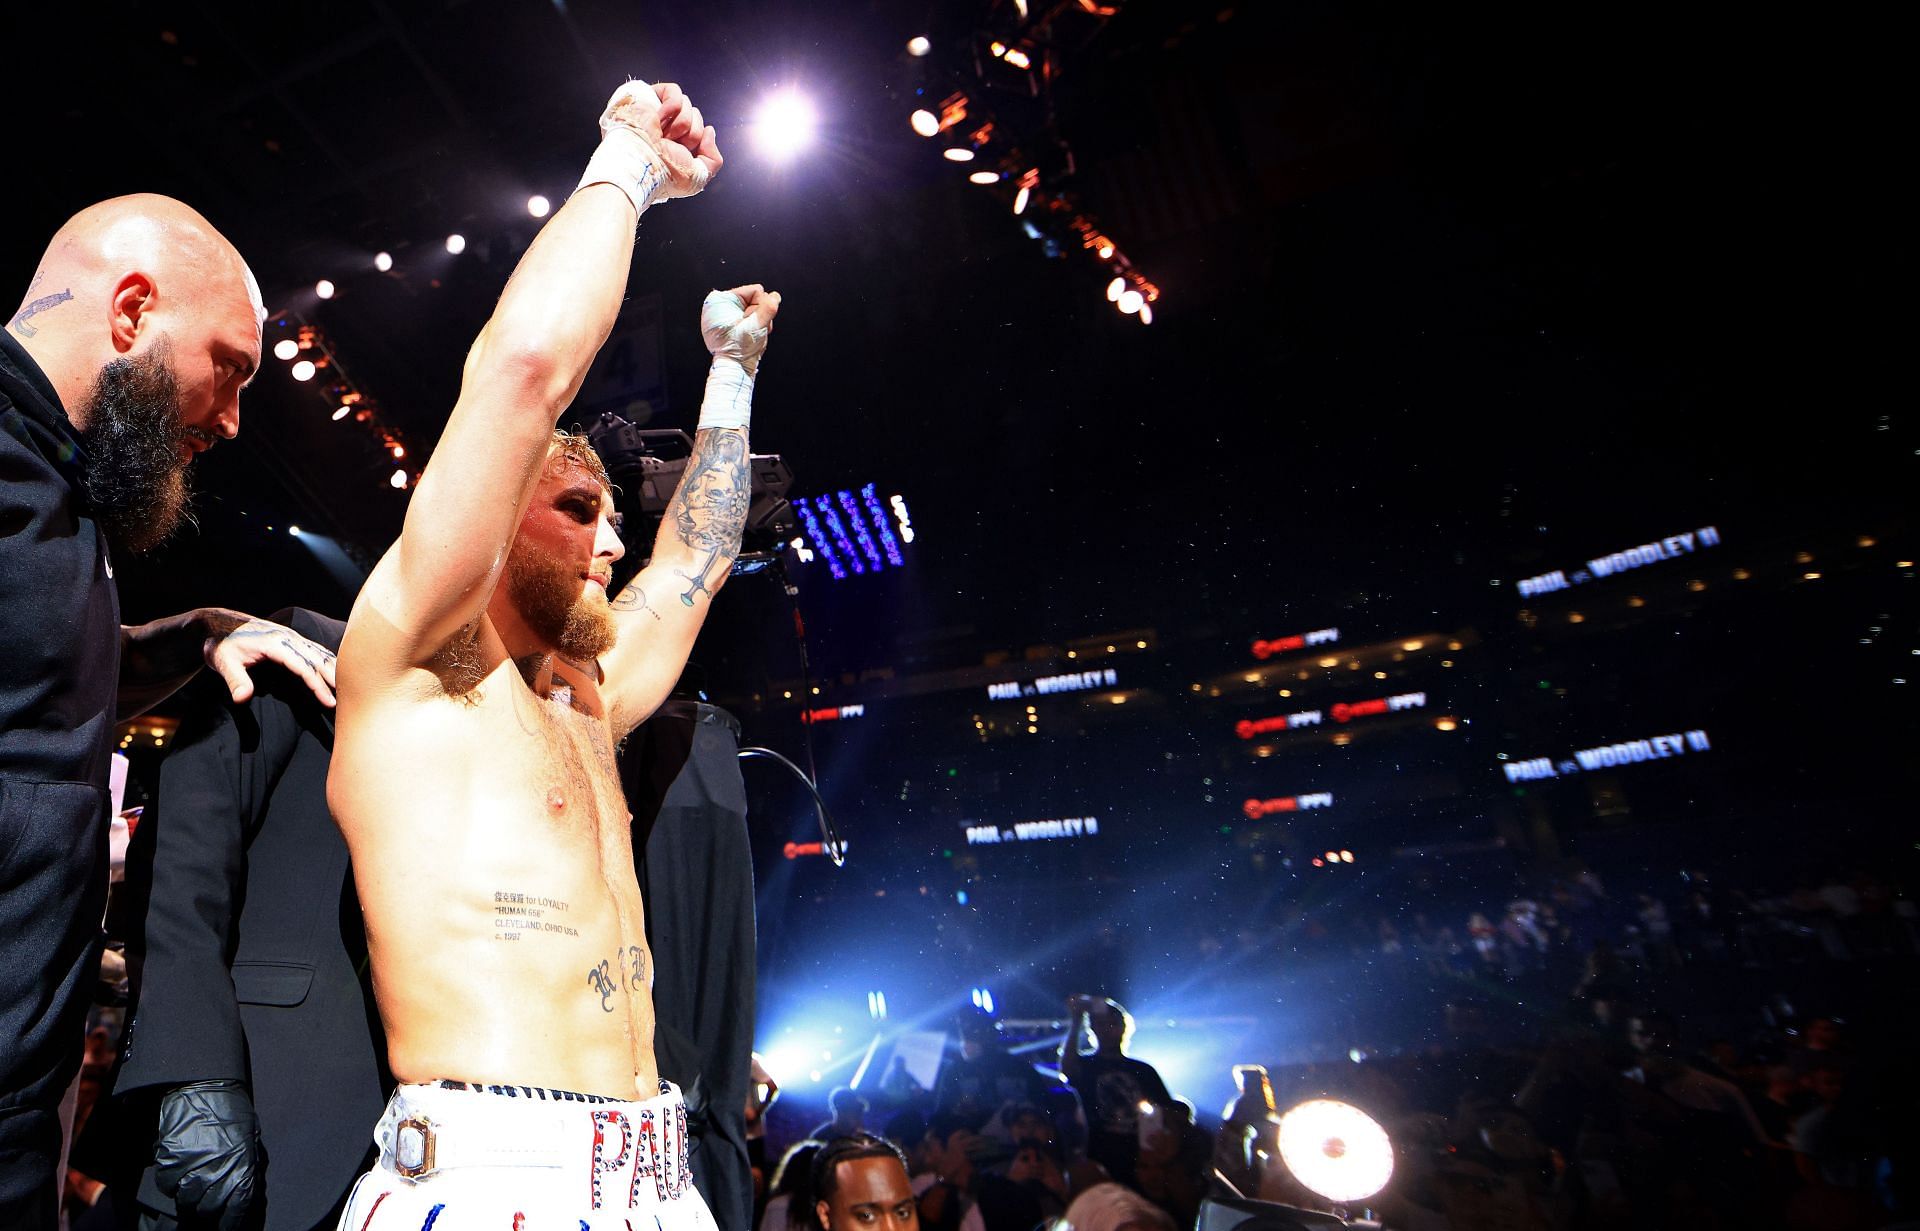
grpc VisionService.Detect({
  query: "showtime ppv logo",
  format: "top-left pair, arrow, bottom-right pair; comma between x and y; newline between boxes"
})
1242,793 -> 1334,819
1250,627 -> 1340,660
1233,692 -> 1426,739
800,705 -> 865,724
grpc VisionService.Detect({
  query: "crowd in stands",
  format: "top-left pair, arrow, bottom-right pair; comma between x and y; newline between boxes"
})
756,865 -> 1920,1231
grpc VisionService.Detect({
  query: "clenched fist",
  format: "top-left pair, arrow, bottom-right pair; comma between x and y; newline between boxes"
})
701,284 -> 782,377
596,79 -> 724,202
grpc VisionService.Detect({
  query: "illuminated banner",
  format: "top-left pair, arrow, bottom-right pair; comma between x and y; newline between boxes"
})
1250,627 -> 1339,660
1502,729 -> 1711,781
800,704 -> 866,725
988,668 -> 1117,701
1233,692 -> 1426,740
784,840 -> 849,859
964,816 -> 1100,845
794,483 -> 912,581
1515,525 -> 1721,597
1242,793 -> 1334,819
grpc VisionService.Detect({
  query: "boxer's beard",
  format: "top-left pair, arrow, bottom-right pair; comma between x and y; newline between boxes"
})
505,544 -> 616,661
76,340 -> 194,556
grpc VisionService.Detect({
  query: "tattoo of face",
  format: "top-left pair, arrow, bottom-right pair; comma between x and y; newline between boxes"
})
664,429 -> 749,606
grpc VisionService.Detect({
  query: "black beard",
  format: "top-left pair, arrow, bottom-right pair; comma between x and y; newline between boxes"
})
77,341 -> 193,556
505,544 -> 617,662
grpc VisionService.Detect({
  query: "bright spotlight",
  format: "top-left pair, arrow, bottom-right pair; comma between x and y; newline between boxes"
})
330,405 -> 352,422
1277,1099 -> 1394,1204
968,170 -> 1000,185
1138,303 -> 1154,325
391,444 -> 406,459
290,360 -> 316,382
1013,185 -> 1031,215
445,233 -> 466,255
751,89 -> 818,162
373,251 -> 394,272
273,339 -> 299,362
906,36 -> 931,57
910,109 -> 941,138
287,525 -> 302,537
1096,243 -> 1115,260
1117,289 -> 1144,315
527,194 -> 551,218
314,279 -> 336,300
389,469 -> 409,490
1106,277 -> 1126,302
942,147 -> 976,162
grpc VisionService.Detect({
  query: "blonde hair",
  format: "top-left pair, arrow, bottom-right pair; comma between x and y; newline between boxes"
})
547,428 -> 613,493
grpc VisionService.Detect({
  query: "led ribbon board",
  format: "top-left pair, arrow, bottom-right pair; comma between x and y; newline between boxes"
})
800,705 -> 866,724
1234,692 -> 1426,739
1242,793 -> 1334,819
964,816 -> 1100,845
1502,729 -> 1711,781
987,668 -> 1118,701
1250,627 -> 1340,660
1514,525 -> 1721,597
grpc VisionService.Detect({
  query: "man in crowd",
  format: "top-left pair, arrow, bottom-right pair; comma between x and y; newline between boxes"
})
810,1088 -> 870,1144
87,609 -> 384,1231
1056,997 -> 1173,1187
2,194 -> 344,1231
328,77 -> 775,1225
812,1133 -> 918,1231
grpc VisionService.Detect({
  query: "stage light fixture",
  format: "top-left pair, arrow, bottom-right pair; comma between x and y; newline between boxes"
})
943,147 -> 976,162
1117,289 -> 1144,314
330,405 -> 352,422
1276,1098 -> 1394,1204
445,233 -> 467,255
288,525 -> 302,537
373,251 -> 394,272
391,444 -> 406,459
389,470 -> 408,489
273,339 -> 299,361
315,279 -> 336,300
910,109 -> 941,137
1138,303 -> 1153,325
290,360 -> 316,382
525,194 -> 551,219
751,89 -> 818,162
1096,242 -> 1115,259
1013,185 -> 1031,214
1106,277 -> 1125,302
907,35 -> 931,56
1003,47 -> 1032,70
990,41 -> 1007,57
968,170 -> 1001,185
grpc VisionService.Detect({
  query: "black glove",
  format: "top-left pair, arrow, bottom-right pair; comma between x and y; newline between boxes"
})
152,1079 -> 261,1231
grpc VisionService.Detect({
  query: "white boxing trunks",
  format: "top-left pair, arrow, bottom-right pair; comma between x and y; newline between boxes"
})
336,1080 -> 716,1231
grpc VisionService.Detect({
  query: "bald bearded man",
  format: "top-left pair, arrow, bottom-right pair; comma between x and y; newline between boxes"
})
1,194 -> 339,1229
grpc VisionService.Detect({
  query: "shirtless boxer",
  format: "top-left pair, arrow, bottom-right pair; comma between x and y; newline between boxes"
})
327,79 -> 778,1229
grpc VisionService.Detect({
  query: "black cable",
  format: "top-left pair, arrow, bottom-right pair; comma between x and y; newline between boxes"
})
737,746 -> 845,866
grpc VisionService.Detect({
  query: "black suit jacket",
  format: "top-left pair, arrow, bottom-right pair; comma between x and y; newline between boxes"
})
105,609 -> 386,1231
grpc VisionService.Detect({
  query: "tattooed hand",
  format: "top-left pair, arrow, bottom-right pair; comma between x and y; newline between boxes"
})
202,613 -> 338,707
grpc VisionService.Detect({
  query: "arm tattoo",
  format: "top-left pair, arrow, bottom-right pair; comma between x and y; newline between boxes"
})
663,428 -> 749,607
609,581 -> 663,621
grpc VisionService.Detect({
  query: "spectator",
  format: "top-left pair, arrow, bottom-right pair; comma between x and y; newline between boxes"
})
761,1140 -> 826,1231
1054,1183 -> 1174,1231
812,1132 -> 918,1231
1057,997 -> 1173,1187
810,1087 -> 870,1143
936,1010 -> 1052,1133
747,1052 -> 781,1191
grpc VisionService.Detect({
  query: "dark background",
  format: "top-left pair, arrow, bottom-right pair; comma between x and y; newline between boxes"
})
9,2 -> 1913,1117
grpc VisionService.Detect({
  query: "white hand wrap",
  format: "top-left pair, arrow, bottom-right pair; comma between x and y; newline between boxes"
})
698,290 -> 768,432
575,79 -> 712,219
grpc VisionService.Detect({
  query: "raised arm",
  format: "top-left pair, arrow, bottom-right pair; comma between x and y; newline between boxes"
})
602,285 -> 779,732
345,81 -> 722,674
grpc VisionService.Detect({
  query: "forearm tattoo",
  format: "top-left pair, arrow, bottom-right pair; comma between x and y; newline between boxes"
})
608,581 -> 663,621
663,428 -> 749,607
585,945 -> 648,1011
492,891 -> 578,941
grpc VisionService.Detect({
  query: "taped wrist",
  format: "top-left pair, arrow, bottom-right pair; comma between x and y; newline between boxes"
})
576,128 -> 666,221
699,357 -> 754,432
